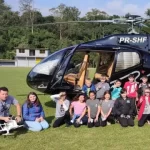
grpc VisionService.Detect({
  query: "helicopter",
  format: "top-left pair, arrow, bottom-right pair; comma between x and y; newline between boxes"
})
26,15 -> 150,96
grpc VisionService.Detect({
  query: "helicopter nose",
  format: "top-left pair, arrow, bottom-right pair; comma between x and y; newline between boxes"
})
26,69 -> 50,93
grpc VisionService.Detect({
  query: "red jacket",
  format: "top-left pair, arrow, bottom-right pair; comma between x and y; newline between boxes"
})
137,96 -> 150,120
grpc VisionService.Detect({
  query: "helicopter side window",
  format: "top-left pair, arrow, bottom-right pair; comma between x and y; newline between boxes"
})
94,52 -> 115,80
115,52 -> 140,72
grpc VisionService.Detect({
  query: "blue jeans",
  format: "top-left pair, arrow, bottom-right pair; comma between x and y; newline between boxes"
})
25,120 -> 49,132
71,114 -> 80,123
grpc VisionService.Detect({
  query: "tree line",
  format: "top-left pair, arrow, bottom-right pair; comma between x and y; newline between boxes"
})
0,0 -> 150,59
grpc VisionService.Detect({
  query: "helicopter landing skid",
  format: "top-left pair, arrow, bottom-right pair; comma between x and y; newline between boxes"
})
2,132 -> 14,136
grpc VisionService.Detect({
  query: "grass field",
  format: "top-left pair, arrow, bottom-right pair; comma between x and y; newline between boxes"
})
0,67 -> 150,150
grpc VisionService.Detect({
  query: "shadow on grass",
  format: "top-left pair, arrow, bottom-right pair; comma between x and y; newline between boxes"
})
45,101 -> 56,108
45,116 -> 55,125
7,127 -> 28,138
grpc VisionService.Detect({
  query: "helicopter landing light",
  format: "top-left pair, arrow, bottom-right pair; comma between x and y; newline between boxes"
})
38,84 -> 48,89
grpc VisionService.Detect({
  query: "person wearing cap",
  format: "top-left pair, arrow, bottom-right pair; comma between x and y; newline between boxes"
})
50,92 -> 70,128
69,93 -> 87,127
0,87 -> 22,124
113,88 -> 134,127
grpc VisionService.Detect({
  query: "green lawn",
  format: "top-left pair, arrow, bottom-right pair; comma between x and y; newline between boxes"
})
0,67 -> 150,150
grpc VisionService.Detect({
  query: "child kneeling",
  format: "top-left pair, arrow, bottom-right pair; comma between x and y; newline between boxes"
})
86,91 -> 101,128
100,91 -> 115,126
70,93 -> 87,127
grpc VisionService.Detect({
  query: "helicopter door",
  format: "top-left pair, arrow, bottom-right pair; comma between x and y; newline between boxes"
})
49,45 -> 81,90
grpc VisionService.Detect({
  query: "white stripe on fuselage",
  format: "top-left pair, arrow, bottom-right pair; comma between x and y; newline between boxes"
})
110,71 -> 140,84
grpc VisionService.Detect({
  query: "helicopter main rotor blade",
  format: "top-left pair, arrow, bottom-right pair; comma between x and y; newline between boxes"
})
139,23 -> 149,28
68,20 -> 114,23
33,20 -> 115,26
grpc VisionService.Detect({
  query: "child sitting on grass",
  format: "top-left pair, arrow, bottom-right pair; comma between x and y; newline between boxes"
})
22,92 -> 49,132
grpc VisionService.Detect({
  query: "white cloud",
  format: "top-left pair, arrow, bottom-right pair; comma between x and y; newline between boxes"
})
122,4 -> 139,15
5,0 -> 150,18
104,0 -> 149,17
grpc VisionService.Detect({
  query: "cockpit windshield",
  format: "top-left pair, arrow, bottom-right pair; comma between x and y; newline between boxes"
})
32,50 -> 65,75
27,49 -> 67,93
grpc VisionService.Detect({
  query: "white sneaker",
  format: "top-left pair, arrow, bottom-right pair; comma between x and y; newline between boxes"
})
107,122 -> 111,125
90,119 -> 94,123
80,120 -> 83,124
70,120 -> 73,123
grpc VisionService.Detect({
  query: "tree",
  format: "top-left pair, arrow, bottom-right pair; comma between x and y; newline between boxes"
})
86,9 -> 108,20
49,4 -> 80,40
63,6 -> 80,21
0,0 -> 11,14
125,13 -> 131,18
19,0 -> 36,34
145,8 -> 150,17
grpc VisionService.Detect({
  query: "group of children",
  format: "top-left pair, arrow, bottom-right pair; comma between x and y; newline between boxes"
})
5,74 -> 149,132
50,74 -> 150,128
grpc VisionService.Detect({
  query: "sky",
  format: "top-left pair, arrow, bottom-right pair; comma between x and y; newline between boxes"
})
5,0 -> 150,17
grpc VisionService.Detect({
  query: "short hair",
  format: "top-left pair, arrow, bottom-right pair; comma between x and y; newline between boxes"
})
142,75 -> 148,79
0,87 -> 8,92
115,79 -> 121,83
89,91 -> 96,95
120,88 -> 127,94
85,78 -> 91,81
128,74 -> 134,78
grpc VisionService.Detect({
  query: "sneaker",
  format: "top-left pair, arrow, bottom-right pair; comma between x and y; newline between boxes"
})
80,120 -> 83,124
107,122 -> 111,125
147,121 -> 150,125
70,120 -> 73,124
